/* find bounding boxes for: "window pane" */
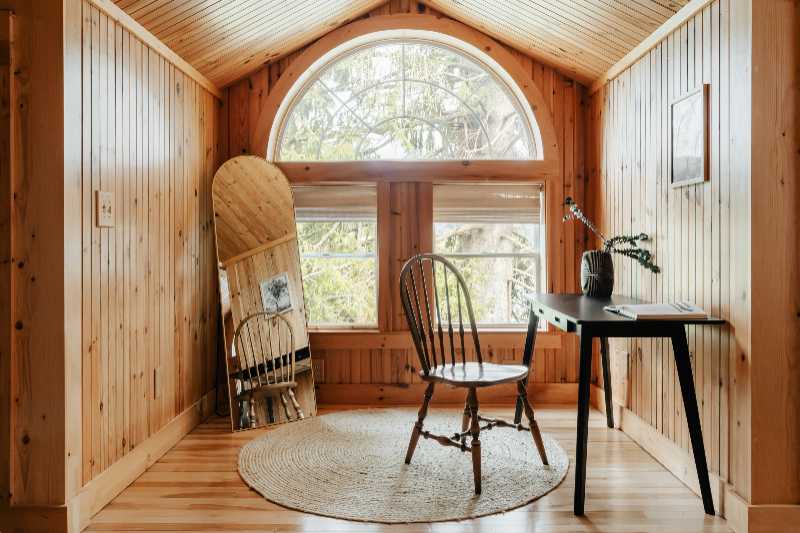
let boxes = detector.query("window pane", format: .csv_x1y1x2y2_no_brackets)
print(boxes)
278,39,539,161
433,183,545,326
441,256,541,325
294,186,378,327
299,256,377,326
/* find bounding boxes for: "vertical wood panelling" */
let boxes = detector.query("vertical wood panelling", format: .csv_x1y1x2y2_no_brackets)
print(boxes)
79,0,219,486
588,0,754,499
217,4,588,392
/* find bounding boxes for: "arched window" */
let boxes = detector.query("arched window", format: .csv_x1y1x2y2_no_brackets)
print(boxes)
275,37,542,161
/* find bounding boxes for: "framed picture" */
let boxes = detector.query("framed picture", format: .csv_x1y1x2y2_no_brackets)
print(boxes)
670,84,709,187
260,272,292,314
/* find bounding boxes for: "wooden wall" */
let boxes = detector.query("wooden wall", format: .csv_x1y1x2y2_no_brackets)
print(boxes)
218,0,589,402
587,0,751,503
77,0,219,486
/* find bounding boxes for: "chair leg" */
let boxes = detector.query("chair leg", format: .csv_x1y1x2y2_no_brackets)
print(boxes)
405,382,435,464
287,388,304,419
460,394,470,445
517,380,548,465
248,399,257,429
279,393,293,421
467,387,482,494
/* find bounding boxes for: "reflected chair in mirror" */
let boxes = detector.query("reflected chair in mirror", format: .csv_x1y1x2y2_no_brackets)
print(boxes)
232,312,305,428
399,253,548,494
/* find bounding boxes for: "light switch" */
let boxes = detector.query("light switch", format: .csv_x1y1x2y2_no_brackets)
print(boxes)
96,190,114,227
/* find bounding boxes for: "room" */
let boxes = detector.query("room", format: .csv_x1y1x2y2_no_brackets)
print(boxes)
0,1,797,532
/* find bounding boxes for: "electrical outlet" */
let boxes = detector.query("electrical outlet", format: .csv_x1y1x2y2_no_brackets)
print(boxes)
96,190,114,227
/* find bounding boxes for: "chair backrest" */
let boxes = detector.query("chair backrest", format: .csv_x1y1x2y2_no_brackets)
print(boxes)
399,253,482,375
233,312,296,392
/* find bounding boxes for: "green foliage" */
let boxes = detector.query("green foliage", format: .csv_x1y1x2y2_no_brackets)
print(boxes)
297,221,377,325
563,197,661,274
280,41,533,161
435,222,543,324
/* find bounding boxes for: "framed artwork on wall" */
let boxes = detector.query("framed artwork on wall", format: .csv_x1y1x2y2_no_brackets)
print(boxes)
670,84,709,187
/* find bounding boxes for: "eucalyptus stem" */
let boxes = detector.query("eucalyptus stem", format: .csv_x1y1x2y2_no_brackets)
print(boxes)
563,197,660,274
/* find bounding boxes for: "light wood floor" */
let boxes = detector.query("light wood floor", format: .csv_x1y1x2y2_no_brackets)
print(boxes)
89,404,731,532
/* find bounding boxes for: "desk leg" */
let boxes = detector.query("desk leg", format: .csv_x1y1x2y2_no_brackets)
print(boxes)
515,309,538,425
600,337,615,428
672,326,715,515
574,329,593,516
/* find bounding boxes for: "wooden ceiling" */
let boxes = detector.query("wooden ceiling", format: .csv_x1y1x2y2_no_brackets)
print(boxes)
114,0,690,88
424,0,691,83
112,0,386,87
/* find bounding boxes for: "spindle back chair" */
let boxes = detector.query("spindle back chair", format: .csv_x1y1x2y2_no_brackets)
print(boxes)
233,311,305,426
399,253,549,494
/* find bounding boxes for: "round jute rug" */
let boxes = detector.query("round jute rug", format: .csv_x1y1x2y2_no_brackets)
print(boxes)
238,408,569,523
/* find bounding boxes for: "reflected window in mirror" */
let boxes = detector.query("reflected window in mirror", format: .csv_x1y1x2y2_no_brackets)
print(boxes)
433,183,546,327
294,184,378,327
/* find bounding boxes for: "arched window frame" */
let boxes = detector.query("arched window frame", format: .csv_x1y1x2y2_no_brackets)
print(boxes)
271,34,544,162
250,15,561,181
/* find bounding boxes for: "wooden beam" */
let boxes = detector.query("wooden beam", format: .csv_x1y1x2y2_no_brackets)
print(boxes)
278,160,558,183
87,0,222,99
0,9,12,512
589,0,715,94
221,233,296,268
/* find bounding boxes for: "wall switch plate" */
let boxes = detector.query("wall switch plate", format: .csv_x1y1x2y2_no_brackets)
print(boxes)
96,190,114,227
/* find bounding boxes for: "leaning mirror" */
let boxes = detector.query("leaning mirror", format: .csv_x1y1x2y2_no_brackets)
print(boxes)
212,156,317,431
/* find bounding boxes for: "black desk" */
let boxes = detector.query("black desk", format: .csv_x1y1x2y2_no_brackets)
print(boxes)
526,293,724,516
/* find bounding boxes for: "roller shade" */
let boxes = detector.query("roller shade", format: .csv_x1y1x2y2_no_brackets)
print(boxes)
433,183,544,224
293,184,377,221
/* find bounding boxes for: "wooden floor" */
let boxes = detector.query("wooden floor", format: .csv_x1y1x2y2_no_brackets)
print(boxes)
89,404,731,532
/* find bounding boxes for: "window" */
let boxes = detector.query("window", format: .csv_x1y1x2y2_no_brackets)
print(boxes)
294,185,377,327
433,183,545,326
277,38,541,161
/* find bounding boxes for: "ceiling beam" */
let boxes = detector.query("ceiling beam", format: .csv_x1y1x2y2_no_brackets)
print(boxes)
589,0,715,94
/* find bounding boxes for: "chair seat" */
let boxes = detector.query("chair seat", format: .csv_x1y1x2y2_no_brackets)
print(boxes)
238,381,298,401
420,362,529,388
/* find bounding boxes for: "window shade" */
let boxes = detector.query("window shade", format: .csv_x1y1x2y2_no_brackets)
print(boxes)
293,185,377,221
433,183,544,224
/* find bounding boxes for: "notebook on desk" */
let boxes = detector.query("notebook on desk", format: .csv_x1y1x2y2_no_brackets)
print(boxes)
603,301,707,320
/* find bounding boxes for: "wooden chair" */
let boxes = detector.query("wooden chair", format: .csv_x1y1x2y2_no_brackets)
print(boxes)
399,253,548,494
233,312,305,427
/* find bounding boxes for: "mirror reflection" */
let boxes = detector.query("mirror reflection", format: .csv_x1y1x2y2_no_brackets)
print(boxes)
212,156,317,431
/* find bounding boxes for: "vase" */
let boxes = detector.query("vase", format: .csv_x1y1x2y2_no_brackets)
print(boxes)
580,250,614,297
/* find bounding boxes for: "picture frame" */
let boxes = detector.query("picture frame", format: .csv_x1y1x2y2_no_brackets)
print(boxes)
260,272,293,314
670,84,709,188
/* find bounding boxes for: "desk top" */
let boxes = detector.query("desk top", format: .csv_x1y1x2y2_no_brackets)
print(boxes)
527,293,725,326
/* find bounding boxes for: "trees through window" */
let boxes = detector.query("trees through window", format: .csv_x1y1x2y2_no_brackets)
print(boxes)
278,39,539,161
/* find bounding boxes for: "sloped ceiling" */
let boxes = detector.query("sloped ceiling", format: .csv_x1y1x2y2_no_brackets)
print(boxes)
115,0,690,88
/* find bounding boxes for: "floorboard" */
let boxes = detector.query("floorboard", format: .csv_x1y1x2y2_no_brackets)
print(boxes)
89,404,730,532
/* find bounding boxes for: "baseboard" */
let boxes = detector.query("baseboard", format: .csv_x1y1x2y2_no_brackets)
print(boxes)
589,385,726,510
71,388,216,531
316,382,579,405
723,487,800,533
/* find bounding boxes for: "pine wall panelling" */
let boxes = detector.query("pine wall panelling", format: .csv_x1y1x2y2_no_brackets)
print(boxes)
218,2,590,403
586,0,771,511
77,0,220,491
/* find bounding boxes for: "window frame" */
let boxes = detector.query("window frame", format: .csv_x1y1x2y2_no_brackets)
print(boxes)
252,16,567,337
432,181,547,329
274,37,540,162
294,184,380,330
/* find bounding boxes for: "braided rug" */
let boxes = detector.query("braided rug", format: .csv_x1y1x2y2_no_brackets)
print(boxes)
238,408,568,523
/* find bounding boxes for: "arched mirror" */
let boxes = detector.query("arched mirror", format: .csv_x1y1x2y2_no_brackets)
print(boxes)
212,156,317,431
